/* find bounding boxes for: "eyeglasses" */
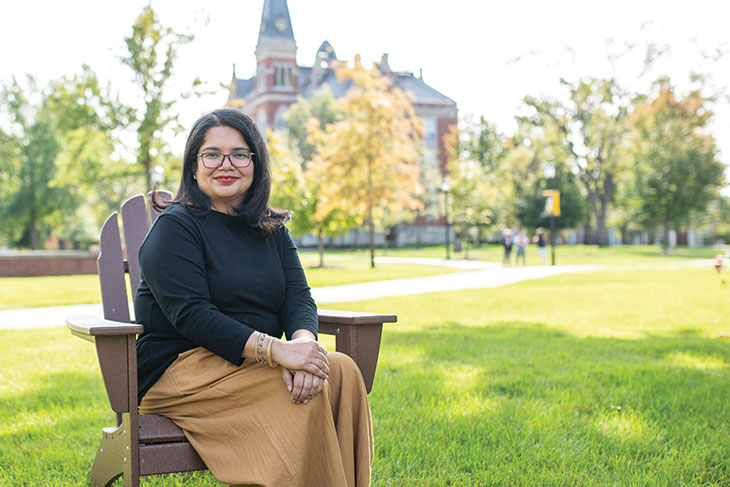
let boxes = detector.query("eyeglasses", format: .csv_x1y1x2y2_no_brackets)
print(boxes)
197,151,255,168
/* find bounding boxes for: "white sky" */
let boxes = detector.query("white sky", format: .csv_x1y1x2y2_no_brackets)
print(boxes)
2,0,729,164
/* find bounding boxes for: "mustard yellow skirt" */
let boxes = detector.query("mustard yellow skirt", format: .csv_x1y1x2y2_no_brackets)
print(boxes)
139,348,373,487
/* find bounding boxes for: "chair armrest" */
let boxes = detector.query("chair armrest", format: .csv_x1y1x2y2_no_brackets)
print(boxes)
66,314,144,343
317,309,397,393
317,309,397,327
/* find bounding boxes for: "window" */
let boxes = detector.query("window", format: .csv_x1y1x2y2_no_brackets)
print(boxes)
273,64,292,87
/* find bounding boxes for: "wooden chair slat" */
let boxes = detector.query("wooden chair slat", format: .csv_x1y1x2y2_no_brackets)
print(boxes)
139,414,188,443
98,212,130,323
121,195,149,303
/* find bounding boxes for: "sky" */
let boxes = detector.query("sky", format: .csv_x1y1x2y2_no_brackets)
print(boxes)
2,0,729,165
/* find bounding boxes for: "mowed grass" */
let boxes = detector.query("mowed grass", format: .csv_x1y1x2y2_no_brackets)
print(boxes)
374,243,720,266
0,275,102,310
1,250,728,485
0,255,459,310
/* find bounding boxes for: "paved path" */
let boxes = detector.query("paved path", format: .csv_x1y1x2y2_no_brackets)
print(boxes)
0,258,600,330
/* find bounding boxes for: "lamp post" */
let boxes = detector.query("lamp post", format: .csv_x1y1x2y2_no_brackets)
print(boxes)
543,162,557,266
441,177,451,260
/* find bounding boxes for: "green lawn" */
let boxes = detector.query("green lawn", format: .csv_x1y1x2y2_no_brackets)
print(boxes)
1,248,728,485
366,243,720,266
0,256,460,310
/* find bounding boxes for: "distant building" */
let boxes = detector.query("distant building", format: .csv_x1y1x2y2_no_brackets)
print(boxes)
227,0,458,173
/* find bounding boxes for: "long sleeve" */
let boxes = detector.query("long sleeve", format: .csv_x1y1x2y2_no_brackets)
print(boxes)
278,226,318,340
138,212,252,365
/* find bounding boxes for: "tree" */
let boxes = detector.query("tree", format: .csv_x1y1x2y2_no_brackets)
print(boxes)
268,129,356,268
272,91,355,268
283,87,344,163
122,5,193,193
506,121,586,233
0,71,122,249
442,125,495,254
523,78,631,246
628,84,725,252
309,56,424,268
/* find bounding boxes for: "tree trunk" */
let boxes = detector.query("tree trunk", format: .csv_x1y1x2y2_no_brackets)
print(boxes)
367,158,375,268
28,212,39,250
144,153,152,194
368,217,375,269
595,195,610,247
662,219,670,254
317,230,325,267
621,225,629,245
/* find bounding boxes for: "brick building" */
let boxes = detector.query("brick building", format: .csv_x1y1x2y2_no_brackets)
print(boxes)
227,0,458,174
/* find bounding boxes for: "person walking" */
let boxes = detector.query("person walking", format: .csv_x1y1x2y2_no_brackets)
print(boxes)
534,227,547,265
515,230,528,265
502,228,514,266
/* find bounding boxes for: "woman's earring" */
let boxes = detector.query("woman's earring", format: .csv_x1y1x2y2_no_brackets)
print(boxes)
193,174,197,180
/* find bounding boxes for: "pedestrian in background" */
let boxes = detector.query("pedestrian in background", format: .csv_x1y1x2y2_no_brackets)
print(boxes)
534,227,547,265
515,230,528,265
502,228,513,266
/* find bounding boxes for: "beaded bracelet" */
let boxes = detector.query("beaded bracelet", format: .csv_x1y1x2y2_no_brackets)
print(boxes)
256,332,267,366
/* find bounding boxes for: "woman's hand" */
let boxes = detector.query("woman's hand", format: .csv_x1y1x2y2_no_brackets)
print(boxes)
271,337,329,380
281,369,326,404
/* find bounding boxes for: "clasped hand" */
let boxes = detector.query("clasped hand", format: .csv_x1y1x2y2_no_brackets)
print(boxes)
271,338,329,404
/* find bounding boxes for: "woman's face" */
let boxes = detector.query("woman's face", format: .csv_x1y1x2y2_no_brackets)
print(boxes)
195,125,255,213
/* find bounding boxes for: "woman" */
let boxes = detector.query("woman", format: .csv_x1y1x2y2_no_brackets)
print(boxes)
134,109,373,486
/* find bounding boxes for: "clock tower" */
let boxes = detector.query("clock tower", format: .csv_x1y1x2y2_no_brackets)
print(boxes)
251,0,298,133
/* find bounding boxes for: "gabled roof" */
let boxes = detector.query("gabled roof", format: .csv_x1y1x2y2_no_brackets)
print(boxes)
232,76,255,100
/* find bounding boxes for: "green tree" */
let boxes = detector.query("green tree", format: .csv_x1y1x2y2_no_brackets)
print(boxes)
524,78,631,246
310,56,424,268
268,129,357,267
122,5,193,193
283,87,344,163
272,92,355,267
628,84,725,252
442,125,495,254
0,72,121,249
505,121,586,233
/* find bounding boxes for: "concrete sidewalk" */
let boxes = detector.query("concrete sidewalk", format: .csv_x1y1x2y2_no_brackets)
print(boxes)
0,259,600,330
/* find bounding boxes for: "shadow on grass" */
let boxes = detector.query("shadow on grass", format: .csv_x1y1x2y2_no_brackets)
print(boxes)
371,323,729,486
0,370,220,486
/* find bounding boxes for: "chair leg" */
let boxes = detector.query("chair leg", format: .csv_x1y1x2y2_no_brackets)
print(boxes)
89,414,138,487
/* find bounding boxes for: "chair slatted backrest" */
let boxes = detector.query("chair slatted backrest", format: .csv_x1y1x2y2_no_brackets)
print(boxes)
97,191,172,323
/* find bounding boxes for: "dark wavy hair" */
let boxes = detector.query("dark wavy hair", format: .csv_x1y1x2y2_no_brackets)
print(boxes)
153,109,290,237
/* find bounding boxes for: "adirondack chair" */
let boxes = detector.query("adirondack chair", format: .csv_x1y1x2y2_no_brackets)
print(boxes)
66,191,397,487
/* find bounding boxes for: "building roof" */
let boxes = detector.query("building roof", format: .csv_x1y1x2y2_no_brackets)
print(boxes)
258,0,295,42
392,72,457,106
232,76,255,99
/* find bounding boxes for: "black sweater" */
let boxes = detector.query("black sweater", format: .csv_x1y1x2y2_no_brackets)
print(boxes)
134,204,318,403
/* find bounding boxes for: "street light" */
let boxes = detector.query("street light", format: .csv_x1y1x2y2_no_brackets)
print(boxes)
441,177,451,260
543,162,557,266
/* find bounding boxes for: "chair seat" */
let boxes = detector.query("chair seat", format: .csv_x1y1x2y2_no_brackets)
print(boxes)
139,414,187,444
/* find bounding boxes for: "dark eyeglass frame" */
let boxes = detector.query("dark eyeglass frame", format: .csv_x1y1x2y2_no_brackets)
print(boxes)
197,151,255,168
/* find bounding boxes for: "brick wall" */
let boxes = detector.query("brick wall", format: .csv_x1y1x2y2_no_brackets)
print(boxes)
0,251,98,277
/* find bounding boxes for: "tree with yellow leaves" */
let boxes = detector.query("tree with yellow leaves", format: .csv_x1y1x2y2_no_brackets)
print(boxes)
268,128,358,268
308,56,424,268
